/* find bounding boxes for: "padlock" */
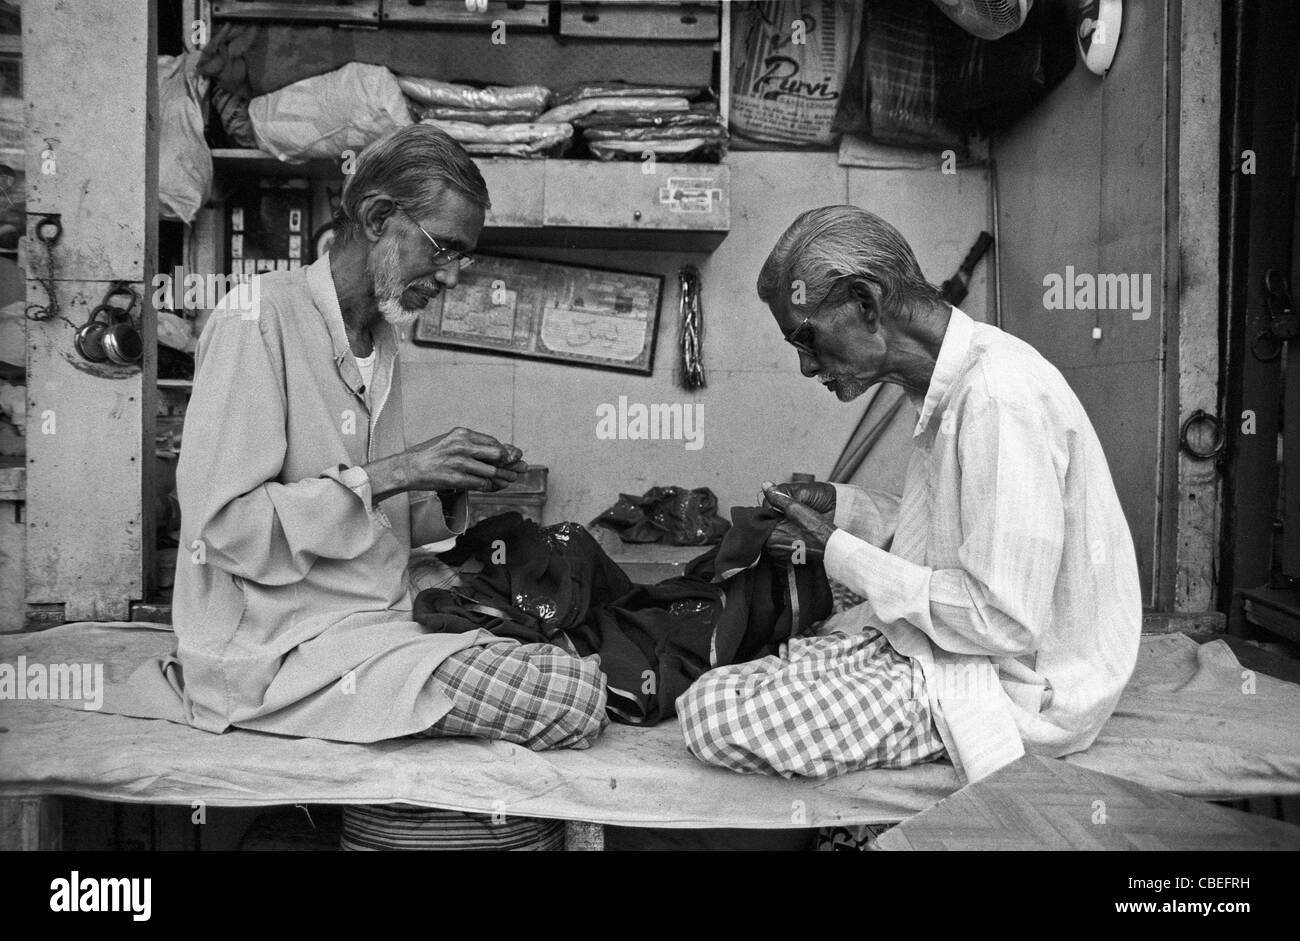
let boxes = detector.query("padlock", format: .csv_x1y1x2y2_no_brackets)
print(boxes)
75,285,142,366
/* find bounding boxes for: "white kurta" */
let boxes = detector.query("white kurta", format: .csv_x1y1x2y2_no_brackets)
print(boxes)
821,307,1142,782
133,255,499,742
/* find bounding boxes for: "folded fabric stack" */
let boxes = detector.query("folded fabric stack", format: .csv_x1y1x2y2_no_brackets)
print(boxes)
542,82,729,163
398,76,573,158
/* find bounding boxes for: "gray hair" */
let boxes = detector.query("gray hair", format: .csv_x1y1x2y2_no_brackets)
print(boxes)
756,205,941,317
336,124,490,236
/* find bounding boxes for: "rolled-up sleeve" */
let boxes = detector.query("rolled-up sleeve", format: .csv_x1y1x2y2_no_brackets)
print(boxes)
825,398,1065,657
177,307,380,586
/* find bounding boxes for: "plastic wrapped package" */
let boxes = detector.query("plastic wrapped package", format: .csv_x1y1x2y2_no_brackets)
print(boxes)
583,123,726,142
552,82,710,106
419,119,573,158
250,62,411,163
397,76,550,113
157,53,212,224
538,96,690,125
729,1,860,147
578,108,721,130
417,106,544,125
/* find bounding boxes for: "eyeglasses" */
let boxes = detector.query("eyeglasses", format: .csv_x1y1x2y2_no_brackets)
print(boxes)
783,277,850,359
393,202,476,270
784,317,818,357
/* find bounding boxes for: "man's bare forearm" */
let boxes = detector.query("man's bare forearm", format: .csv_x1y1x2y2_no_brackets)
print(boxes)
362,452,411,505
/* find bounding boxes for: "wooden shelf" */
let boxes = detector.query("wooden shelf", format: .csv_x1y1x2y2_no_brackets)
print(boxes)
211,148,342,180
212,149,731,251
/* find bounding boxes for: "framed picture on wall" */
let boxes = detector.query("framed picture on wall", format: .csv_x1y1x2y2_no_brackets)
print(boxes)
411,254,663,376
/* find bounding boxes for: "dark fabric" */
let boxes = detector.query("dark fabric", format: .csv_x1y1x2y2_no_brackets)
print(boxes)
832,0,964,150
591,485,730,546
934,0,1076,135
414,510,831,726
833,0,1076,147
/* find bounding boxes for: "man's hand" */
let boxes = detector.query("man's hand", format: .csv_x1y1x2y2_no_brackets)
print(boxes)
760,480,836,516
762,481,837,564
365,427,525,503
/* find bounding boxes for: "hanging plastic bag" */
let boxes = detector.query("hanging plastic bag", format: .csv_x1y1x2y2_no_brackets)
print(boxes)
832,0,963,150
729,1,860,147
158,53,212,224
250,62,411,163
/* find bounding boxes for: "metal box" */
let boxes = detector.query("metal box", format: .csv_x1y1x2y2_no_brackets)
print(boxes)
467,465,548,526
543,160,729,233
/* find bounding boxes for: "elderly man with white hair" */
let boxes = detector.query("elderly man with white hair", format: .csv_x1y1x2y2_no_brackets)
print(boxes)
167,125,608,761
677,205,1142,787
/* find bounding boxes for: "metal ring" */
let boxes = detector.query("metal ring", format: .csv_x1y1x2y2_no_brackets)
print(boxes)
1251,330,1282,362
1180,408,1224,459
35,214,61,245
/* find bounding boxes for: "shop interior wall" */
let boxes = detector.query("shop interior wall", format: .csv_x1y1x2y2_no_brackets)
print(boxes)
991,0,1170,605
396,150,991,526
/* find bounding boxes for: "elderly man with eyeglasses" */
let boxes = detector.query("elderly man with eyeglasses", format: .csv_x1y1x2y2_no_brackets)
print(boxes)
677,206,1142,789
159,125,607,777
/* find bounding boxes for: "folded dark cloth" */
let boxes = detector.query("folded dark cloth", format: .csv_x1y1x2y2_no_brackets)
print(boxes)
592,485,729,546
414,509,831,726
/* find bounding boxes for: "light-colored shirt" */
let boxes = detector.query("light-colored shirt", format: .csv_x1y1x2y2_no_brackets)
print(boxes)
821,307,1142,783
128,254,498,742
356,348,376,407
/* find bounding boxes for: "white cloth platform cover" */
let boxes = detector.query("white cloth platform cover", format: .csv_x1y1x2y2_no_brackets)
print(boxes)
1,624,1298,828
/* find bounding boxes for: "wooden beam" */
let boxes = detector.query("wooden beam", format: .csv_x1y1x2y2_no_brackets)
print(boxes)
1170,0,1223,612
23,0,159,621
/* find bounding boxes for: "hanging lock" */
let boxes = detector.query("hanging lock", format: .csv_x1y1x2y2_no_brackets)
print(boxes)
1248,269,1297,361
74,282,142,366
1264,268,1298,340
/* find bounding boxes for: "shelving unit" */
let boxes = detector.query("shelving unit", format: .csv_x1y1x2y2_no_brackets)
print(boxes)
209,148,731,251
192,2,736,284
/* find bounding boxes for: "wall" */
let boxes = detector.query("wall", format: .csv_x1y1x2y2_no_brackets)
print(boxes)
399,150,990,526
991,1,1170,605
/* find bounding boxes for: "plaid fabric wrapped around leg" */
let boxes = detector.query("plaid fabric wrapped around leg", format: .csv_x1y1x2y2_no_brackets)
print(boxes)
676,630,946,778
423,640,609,750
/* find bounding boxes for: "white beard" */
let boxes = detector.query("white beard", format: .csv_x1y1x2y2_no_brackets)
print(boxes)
369,230,440,330
378,297,423,329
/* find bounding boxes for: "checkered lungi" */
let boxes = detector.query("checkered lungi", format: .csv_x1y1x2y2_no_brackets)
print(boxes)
676,629,946,779
423,640,609,750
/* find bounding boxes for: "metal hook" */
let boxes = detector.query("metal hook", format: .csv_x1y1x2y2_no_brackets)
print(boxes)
1179,408,1225,460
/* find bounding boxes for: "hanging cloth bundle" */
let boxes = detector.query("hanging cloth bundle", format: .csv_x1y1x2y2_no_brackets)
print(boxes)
677,265,706,390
